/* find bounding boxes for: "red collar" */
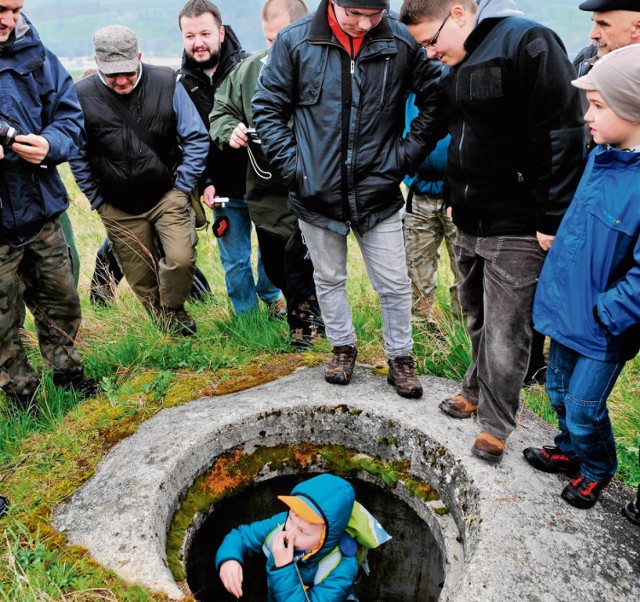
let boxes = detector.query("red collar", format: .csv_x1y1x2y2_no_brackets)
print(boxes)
327,1,363,58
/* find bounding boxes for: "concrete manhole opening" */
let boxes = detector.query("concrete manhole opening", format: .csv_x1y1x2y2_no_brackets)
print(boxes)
169,443,465,601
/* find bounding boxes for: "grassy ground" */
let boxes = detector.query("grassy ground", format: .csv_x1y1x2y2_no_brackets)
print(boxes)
0,165,638,600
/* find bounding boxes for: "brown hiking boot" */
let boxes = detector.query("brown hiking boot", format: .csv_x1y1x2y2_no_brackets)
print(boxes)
164,306,197,337
387,356,423,399
471,432,506,463
439,394,478,419
324,346,357,385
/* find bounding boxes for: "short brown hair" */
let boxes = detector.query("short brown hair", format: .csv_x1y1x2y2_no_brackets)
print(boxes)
261,0,309,24
399,0,476,25
178,0,223,29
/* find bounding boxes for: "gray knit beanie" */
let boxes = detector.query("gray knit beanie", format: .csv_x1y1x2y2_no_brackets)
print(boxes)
572,44,640,122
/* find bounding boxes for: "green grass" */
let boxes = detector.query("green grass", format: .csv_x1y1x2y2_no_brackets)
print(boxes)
0,164,638,599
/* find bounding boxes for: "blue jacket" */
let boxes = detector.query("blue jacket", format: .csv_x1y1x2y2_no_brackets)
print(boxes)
215,474,358,602
0,15,84,244
533,146,640,362
403,92,450,198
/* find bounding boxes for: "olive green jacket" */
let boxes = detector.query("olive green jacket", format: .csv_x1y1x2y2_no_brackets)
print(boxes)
209,49,295,240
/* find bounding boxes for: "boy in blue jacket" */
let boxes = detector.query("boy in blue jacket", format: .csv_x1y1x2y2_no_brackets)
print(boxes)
215,474,390,600
524,44,640,510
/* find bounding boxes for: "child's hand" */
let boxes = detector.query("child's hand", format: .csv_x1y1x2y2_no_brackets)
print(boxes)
272,530,295,567
219,560,244,599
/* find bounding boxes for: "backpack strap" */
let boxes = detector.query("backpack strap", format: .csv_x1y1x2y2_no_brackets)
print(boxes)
314,546,342,585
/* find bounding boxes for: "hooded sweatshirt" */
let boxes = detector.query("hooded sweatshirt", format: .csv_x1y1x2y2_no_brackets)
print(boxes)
215,474,359,602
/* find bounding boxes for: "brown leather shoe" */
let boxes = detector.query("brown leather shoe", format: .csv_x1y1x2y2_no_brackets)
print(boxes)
471,432,506,463
439,394,478,419
324,345,357,385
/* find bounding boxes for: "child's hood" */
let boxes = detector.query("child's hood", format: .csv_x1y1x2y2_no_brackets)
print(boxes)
289,474,355,555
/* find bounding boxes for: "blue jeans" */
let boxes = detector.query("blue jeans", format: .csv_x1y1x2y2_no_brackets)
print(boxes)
299,211,413,359
213,199,281,314
547,340,623,482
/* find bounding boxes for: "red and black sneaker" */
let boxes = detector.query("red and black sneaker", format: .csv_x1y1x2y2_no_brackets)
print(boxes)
561,475,611,509
522,445,580,475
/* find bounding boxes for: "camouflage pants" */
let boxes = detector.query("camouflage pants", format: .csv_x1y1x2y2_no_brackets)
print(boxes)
404,193,461,318
0,217,83,397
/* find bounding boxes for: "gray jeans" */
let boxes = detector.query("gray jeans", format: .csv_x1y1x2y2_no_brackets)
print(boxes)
455,231,545,439
299,212,413,359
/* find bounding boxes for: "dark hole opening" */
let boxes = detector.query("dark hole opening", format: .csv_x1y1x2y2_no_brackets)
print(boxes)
185,474,445,601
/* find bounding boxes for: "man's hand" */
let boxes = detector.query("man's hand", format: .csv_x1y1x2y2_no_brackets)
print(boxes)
219,560,244,599
203,184,216,208
0,146,4,161
229,122,249,149
271,530,295,567
536,231,555,252
12,134,50,165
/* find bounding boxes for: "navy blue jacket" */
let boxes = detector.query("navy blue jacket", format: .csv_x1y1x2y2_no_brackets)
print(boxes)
0,15,83,244
534,147,640,362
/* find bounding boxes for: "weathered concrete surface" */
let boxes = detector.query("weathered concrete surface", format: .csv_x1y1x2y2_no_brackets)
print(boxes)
53,366,640,601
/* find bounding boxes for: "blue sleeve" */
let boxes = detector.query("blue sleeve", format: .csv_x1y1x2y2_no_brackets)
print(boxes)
268,555,359,602
172,82,209,195
252,33,298,186
40,50,84,165
215,513,285,571
597,234,640,336
68,145,105,210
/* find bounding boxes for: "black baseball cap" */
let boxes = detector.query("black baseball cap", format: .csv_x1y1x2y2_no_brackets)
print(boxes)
579,0,640,11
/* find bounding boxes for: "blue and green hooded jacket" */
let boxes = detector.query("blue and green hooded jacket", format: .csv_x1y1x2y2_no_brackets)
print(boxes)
215,474,387,602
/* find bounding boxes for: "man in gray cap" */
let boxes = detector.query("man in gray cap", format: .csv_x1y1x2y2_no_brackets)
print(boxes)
70,25,209,335
575,0,640,75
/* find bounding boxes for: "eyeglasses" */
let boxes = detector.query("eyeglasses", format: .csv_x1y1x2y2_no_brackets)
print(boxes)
334,2,386,25
103,71,137,79
424,12,450,48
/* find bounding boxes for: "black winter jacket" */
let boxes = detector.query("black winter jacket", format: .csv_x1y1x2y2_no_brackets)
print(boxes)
178,26,248,199
443,16,585,237
252,0,443,235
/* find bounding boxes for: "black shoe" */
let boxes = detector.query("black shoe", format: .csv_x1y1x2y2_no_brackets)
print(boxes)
622,486,640,526
561,474,610,509
0,496,8,519
53,373,103,399
5,392,39,416
164,307,197,337
523,445,580,475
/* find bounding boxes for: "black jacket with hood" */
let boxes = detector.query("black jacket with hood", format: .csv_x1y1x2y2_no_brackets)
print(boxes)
252,0,443,235
178,25,248,199
443,0,585,237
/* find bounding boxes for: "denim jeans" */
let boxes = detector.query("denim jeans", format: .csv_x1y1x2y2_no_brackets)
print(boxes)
455,231,546,439
547,340,623,481
299,211,413,358
213,199,281,314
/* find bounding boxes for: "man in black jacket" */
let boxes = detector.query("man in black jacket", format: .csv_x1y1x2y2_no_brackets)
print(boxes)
400,0,585,462
254,0,444,398
178,0,283,316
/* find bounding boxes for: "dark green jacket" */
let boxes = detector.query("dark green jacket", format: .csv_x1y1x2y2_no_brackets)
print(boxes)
210,49,295,240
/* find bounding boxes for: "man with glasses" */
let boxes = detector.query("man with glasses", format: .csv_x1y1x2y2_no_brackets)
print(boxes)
253,1,443,398
70,25,209,336
1,0,102,413
399,0,584,462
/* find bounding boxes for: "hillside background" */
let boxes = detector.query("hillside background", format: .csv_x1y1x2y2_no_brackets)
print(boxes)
26,0,591,64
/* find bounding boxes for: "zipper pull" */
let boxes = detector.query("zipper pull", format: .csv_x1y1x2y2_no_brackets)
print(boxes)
350,60,355,75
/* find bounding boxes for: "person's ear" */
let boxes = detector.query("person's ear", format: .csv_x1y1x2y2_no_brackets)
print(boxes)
451,4,471,27
631,18,640,41
219,25,226,44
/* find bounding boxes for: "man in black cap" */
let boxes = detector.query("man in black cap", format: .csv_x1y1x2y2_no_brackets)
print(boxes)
575,0,640,75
